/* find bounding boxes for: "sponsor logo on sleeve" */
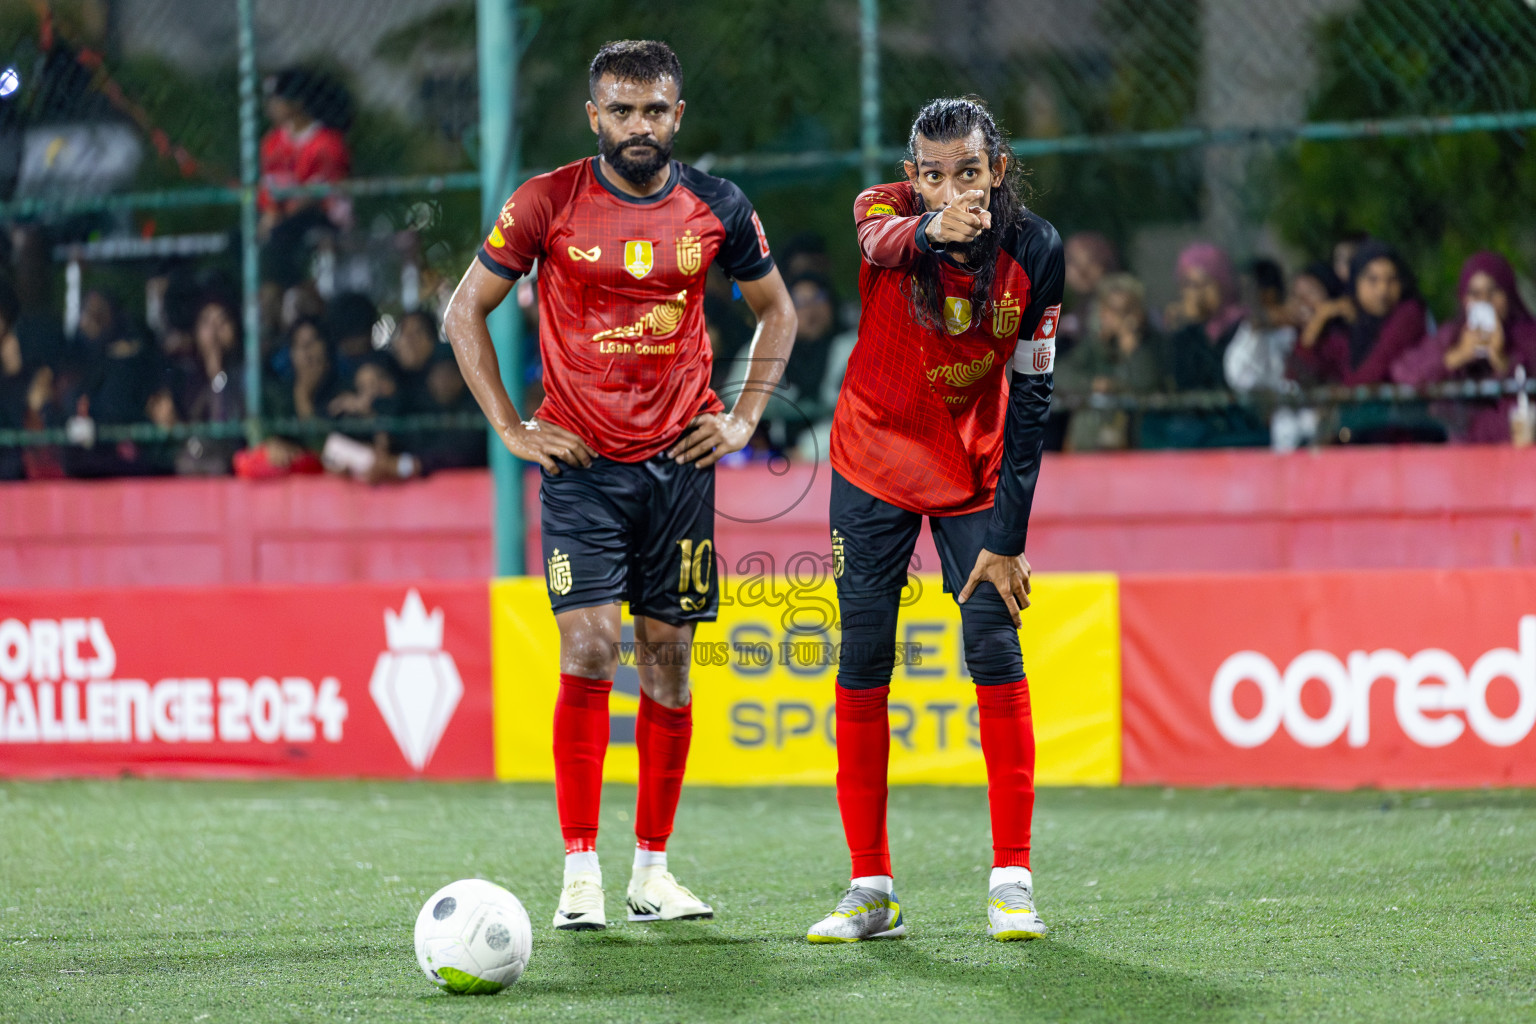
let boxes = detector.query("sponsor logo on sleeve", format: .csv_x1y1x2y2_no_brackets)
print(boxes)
1033,304,1060,341
750,211,770,259
866,203,897,218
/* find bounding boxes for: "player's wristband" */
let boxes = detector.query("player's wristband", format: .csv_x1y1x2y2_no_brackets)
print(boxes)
914,212,945,253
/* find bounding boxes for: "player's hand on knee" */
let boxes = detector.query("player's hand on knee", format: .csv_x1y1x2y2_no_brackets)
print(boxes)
926,189,990,248
501,419,594,474
668,412,751,468
958,548,1032,627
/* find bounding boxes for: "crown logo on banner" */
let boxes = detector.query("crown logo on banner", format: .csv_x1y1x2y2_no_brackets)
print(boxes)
384,588,445,651
371,589,461,771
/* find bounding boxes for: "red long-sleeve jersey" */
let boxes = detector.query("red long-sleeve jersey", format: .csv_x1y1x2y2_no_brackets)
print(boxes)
830,181,1062,554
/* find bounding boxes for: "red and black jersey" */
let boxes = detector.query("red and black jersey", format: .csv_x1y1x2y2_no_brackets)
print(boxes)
477,157,775,462
258,123,351,221
831,181,1062,555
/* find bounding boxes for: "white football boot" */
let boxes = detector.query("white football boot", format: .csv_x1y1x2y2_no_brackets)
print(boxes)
806,884,906,943
626,867,714,921
987,881,1047,940
552,872,606,931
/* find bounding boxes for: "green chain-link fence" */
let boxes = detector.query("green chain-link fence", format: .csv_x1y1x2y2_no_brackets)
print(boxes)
3,0,1535,466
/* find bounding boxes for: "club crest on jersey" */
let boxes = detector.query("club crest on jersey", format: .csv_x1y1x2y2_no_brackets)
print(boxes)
993,291,1021,337
624,241,654,280
568,244,602,262
943,297,973,335
676,230,702,276
547,549,572,596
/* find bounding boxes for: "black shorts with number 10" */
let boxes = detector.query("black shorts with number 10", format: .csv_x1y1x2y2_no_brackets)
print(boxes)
539,455,718,624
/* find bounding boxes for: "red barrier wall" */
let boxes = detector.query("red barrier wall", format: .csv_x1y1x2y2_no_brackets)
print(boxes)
2,446,1533,588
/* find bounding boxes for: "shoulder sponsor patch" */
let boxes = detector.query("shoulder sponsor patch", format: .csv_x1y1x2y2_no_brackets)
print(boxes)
866,203,897,217
750,211,770,259
1033,303,1061,341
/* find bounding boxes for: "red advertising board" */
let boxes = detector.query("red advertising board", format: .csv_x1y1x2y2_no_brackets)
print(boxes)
0,583,492,778
1121,570,1536,788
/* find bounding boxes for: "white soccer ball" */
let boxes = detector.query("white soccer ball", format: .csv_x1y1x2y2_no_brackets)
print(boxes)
414,878,532,994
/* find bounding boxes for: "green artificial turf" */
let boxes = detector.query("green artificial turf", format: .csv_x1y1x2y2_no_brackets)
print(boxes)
2,781,1533,1022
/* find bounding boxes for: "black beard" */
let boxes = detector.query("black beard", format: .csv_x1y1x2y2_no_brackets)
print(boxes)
599,133,672,185
952,226,998,268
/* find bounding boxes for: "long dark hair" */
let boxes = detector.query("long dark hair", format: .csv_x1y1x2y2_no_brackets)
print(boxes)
906,96,1030,333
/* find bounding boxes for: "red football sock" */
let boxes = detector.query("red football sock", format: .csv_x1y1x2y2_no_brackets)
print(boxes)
553,673,612,854
835,683,892,878
976,677,1036,869
634,690,693,852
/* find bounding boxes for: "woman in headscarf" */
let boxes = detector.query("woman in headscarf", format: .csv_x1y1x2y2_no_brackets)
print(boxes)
1139,244,1267,448
1290,241,1426,386
1162,242,1247,391
1391,251,1536,443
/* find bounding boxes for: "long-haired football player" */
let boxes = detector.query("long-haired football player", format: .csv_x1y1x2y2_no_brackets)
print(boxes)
807,96,1061,943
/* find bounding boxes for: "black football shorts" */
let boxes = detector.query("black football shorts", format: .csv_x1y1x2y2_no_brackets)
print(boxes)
538,454,718,624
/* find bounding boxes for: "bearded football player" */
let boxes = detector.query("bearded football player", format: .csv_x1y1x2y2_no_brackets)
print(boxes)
444,40,796,932
806,97,1062,943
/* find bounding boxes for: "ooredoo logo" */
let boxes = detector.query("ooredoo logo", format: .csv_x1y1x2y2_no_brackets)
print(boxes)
1211,616,1536,750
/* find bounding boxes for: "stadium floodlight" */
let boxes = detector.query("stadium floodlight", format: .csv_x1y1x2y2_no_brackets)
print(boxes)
0,67,19,99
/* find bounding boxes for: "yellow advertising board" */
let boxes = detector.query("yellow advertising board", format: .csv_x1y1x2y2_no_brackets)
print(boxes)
492,573,1120,786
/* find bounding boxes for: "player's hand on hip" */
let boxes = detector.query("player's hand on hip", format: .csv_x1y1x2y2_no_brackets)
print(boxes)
926,189,992,248
957,548,1032,627
668,412,752,468
500,418,594,474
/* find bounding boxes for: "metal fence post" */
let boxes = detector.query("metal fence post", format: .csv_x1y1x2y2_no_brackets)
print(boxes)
477,0,524,576
859,0,881,187
236,0,261,445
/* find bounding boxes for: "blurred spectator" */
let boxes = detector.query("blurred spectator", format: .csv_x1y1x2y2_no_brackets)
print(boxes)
234,318,337,479
1059,231,1120,348
763,273,853,452
1223,258,1297,393
0,276,38,480
1331,231,1370,288
1392,251,1536,443
329,353,401,419
777,232,833,280
258,67,353,290
390,310,442,411
1161,243,1246,390
324,291,379,377
1056,273,1164,451
1289,261,1350,352
167,297,246,475
1291,241,1426,386
265,317,339,422
378,352,489,481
